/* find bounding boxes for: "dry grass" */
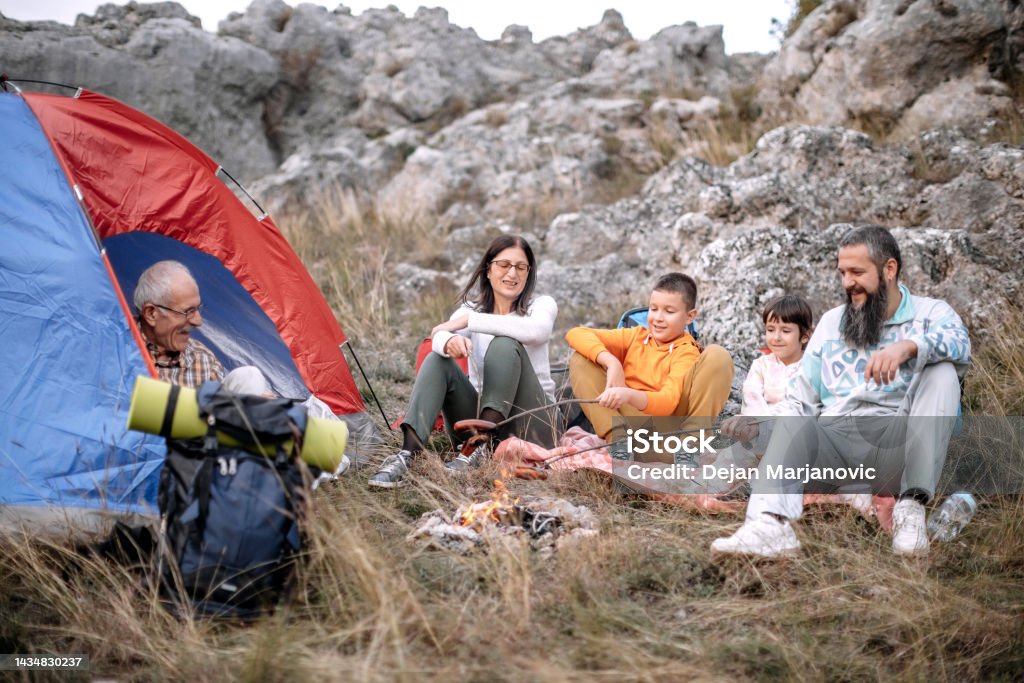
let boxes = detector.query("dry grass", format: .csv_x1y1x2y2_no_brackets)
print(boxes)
3,195,1024,681
965,306,1024,416
684,118,762,168
647,91,766,169
277,186,444,348
985,78,1024,147
3,465,1022,681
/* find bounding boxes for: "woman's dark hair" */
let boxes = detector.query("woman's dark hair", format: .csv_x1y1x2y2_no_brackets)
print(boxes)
762,294,814,346
458,235,537,315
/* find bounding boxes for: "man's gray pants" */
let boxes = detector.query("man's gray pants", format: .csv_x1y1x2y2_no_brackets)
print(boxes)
746,362,961,522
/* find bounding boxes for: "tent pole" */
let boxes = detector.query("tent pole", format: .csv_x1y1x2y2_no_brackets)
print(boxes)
341,341,392,430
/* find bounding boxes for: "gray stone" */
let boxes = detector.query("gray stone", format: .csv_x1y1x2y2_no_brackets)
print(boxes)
0,5,279,174
3,0,1020,376
759,0,1021,138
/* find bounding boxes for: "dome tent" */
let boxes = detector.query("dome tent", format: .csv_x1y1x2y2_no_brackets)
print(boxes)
0,84,378,534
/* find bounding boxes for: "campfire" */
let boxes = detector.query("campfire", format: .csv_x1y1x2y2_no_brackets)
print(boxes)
458,477,518,530
408,474,598,554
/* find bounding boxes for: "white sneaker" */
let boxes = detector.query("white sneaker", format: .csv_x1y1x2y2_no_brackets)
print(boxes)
711,513,801,558
892,498,929,556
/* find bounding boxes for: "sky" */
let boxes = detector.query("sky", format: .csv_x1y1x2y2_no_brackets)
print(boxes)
1,0,793,54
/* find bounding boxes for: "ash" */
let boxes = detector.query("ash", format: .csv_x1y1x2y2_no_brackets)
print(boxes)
407,495,599,555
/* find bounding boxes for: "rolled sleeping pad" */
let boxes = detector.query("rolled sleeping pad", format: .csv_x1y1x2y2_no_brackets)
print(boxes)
127,375,346,471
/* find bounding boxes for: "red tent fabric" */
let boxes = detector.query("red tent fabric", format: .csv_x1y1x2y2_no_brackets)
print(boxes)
26,90,364,415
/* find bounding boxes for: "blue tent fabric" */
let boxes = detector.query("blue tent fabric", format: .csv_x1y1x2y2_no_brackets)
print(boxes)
105,232,310,400
0,93,164,522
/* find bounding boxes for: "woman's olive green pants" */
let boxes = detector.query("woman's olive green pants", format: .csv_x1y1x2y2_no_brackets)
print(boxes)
401,336,557,448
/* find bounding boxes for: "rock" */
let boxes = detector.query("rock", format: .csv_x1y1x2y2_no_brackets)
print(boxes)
2,0,1020,371
75,1,201,44
759,0,1021,138
0,5,279,175
534,125,1022,362
537,9,633,75
407,510,483,554
651,96,722,123
581,21,731,98
392,263,458,314
407,497,598,555
896,68,1016,136
500,24,533,46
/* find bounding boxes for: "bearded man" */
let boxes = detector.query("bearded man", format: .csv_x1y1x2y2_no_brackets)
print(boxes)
134,260,224,388
712,225,971,558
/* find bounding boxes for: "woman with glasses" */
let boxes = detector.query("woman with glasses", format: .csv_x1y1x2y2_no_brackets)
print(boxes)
369,235,558,488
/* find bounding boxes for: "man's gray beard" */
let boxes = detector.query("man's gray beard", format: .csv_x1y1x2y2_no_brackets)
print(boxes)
841,284,889,348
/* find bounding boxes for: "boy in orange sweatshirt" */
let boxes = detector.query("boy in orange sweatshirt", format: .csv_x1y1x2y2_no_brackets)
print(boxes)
566,272,733,460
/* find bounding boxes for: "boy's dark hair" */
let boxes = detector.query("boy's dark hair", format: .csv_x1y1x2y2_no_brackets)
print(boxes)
653,272,697,310
762,294,814,340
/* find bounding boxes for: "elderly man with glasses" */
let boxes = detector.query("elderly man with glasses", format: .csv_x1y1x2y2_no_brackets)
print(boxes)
133,260,224,388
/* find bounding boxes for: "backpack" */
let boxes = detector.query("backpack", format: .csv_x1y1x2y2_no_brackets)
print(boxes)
156,381,310,619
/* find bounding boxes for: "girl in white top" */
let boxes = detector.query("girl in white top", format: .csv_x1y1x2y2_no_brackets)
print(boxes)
742,295,813,416
369,235,558,488
718,294,813,464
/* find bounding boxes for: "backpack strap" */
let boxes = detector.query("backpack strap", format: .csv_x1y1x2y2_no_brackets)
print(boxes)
159,384,181,439
191,455,216,542
191,415,222,540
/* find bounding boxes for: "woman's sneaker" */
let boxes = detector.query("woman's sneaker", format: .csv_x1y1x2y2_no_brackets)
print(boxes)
368,450,413,488
445,443,491,474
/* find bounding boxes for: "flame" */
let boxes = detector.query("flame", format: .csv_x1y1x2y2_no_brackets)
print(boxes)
459,472,519,528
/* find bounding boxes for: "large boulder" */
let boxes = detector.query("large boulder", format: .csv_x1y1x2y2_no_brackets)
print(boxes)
241,6,738,211
581,20,732,99
529,125,1021,356
0,4,279,175
758,0,1022,137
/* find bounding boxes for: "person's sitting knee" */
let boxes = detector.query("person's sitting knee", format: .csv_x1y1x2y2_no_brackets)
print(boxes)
484,335,524,359
700,344,734,374
421,349,457,371
918,361,960,392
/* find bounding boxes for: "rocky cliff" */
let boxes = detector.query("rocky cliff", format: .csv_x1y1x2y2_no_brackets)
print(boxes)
1,0,1021,364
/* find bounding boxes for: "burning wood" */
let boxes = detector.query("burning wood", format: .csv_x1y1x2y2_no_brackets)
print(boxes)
407,487,599,555
458,478,519,531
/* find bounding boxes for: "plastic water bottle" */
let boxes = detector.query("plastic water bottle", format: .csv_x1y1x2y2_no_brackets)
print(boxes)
927,491,977,542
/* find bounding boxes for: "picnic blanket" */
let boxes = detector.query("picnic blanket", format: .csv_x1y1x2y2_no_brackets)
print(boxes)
494,428,895,529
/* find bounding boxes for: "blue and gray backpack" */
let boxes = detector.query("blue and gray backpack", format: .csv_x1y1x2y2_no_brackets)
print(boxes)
157,382,310,619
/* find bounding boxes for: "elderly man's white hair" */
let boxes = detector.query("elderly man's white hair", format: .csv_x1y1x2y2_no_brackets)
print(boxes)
133,260,198,313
